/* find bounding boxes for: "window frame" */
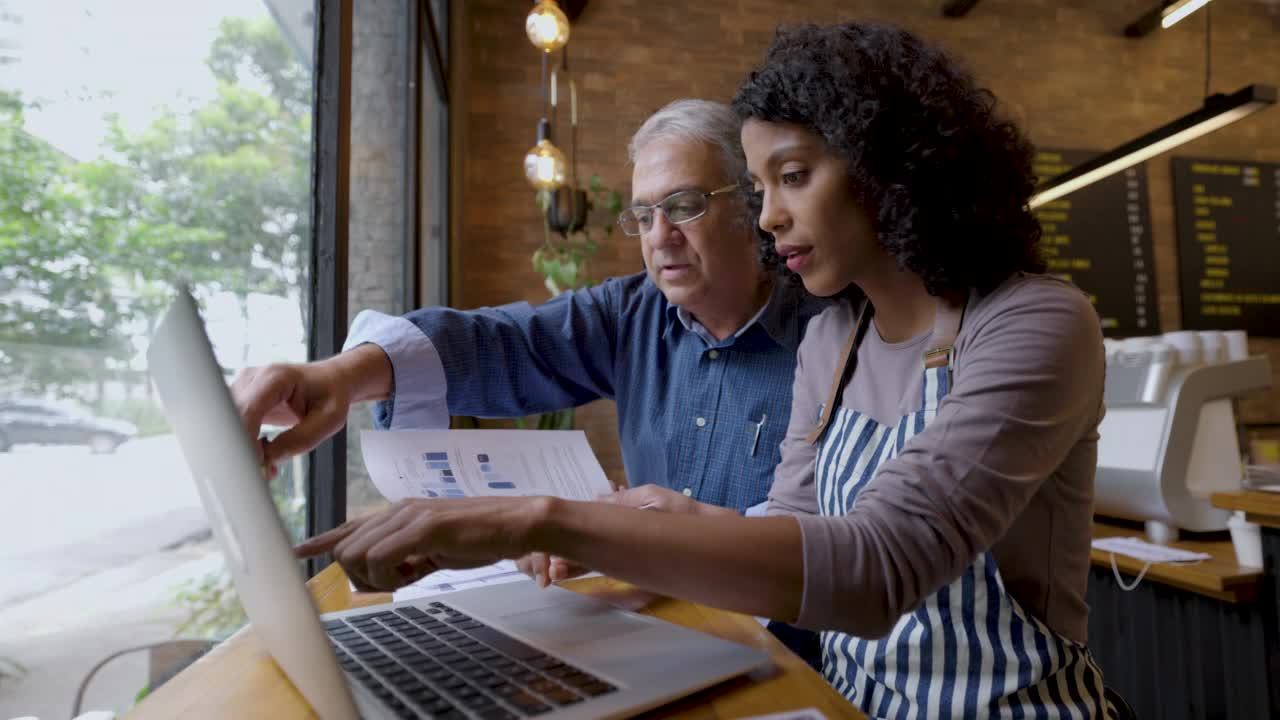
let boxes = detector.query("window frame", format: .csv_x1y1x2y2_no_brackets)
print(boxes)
305,0,352,577
305,0,449,575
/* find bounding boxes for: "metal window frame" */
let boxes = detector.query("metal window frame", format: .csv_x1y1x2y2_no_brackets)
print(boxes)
306,0,352,577
422,0,451,310
406,0,450,312
305,0,448,576
404,2,421,312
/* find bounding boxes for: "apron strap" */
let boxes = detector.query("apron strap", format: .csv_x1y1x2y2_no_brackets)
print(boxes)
806,295,968,445
923,297,966,369
805,300,871,445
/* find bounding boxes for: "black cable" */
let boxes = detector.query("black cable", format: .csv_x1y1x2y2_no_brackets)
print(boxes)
1204,3,1212,97
564,48,577,184
540,51,548,119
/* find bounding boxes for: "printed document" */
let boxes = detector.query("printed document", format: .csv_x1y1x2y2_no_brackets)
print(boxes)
357,429,614,601
361,429,613,503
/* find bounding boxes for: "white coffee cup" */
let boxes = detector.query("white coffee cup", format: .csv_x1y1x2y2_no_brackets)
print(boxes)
1224,330,1249,362
1162,331,1202,366
1228,511,1263,568
1197,331,1225,364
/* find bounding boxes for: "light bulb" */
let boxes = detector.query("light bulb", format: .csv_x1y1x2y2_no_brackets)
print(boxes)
525,0,570,52
524,139,567,190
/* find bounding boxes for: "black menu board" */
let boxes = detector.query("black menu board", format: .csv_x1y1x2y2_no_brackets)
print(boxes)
1173,157,1280,335
1032,149,1158,336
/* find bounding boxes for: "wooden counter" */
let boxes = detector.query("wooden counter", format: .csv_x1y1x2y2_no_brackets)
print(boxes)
1212,489,1280,529
1090,520,1261,603
127,563,862,719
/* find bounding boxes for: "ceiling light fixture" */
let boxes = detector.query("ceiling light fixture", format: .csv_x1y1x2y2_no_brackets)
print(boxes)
524,118,567,190
1029,84,1276,209
1125,0,1215,37
1162,0,1213,29
526,0,570,53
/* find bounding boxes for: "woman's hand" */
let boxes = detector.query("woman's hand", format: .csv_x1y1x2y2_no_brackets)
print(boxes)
516,552,588,588
295,496,553,592
598,485,738,516
514,486,736,588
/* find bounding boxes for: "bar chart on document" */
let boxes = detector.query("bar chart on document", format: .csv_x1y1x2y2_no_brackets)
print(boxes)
419,450,526,495
360,429,614,504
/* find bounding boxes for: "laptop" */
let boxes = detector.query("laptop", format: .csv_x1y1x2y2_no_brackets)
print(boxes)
147,288,768,720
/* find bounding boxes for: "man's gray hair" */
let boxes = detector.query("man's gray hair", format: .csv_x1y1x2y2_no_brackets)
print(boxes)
627,99,746,187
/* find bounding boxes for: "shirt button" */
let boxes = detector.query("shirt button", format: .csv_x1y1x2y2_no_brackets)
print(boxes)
708,349,720,360
682,488,693,497
695,417,707,428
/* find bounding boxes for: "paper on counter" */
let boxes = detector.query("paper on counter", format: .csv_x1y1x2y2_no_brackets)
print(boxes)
1091,536,1211,564
391,561,607,603
739,709,827,720
392,560,531,602
360,429,613,503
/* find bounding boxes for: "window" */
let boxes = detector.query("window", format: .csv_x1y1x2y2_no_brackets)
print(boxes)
0,0,315,715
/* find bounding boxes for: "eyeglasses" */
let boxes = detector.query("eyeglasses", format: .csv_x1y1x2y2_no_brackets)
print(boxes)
616,184,739,236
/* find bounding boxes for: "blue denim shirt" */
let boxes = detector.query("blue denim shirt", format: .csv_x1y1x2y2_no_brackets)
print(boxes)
344,272,824,513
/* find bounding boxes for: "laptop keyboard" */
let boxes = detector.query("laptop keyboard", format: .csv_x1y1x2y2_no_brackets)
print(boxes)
324,601,618,719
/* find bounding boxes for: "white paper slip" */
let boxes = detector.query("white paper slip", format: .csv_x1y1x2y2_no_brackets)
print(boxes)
740,708,827,720
1091,536,1212,564
392,560,532,602
390,561,607,602
361,429,613,503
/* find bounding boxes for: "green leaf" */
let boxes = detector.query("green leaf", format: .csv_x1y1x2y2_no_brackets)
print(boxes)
556,257,578,289
589,174,602,192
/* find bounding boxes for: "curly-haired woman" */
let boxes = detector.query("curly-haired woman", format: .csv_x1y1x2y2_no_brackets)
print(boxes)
733,23,1113,717
292,22,1117,718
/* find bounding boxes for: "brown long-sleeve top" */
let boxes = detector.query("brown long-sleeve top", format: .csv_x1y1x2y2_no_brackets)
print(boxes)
766,273,1105,643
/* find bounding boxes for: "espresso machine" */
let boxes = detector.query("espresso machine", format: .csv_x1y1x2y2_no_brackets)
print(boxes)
1093,330,1271,541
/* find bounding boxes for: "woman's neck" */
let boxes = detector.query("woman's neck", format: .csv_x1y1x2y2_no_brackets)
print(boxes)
859,269,936,344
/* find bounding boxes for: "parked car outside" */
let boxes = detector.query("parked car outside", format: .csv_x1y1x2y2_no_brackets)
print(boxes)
0,398,139,453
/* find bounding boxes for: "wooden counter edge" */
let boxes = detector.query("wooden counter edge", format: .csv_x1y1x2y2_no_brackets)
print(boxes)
1090,520,1261,603
1212,490,1280,530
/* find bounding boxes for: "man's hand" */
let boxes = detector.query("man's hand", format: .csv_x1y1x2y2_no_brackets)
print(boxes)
230,344,392,475
598,485,738,516
296,496,553,592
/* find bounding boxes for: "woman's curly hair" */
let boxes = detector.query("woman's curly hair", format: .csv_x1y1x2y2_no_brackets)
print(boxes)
732,23,1044,298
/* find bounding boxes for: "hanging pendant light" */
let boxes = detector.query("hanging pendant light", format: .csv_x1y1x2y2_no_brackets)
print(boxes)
526,0,570,52
524,117,567,190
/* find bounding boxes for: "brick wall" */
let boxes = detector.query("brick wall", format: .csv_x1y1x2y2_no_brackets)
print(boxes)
450,0,1280,485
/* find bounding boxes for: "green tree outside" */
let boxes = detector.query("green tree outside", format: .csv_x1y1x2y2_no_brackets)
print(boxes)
0,16,310,403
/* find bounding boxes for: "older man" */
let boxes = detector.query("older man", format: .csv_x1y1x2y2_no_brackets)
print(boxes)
235,99,824,517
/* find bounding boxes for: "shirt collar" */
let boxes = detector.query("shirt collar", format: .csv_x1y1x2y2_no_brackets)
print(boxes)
661,275,803,350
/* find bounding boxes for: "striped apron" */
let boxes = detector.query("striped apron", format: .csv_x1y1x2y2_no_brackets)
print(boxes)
810,300,1111,719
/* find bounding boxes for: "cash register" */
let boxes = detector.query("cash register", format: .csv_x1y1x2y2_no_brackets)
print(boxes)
1094,329,1271,542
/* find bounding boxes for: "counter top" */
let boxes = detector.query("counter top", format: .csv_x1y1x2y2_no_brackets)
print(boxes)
1211,489,1280,530
1090,520,1261,603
